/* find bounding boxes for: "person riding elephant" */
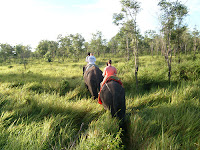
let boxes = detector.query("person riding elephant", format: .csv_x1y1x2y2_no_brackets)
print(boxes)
83,53,103,99
99,80,126,121
101,59,117,86
83,52,96,75
87,53,96,65
98,60,125,121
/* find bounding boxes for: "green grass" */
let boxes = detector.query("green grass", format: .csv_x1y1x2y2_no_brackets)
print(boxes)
0,54,200,149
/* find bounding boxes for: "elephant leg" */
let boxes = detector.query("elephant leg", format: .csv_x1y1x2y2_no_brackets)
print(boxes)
101,88,113,112
88,81,98,99
83,66,85,75
110,105,116,117
114,91,125,121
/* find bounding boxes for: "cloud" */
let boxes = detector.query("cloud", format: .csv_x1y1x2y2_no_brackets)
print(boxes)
137,0,160,34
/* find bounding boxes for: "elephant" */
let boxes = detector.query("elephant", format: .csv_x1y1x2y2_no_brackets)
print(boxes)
99,80,126,121
83,65,104,99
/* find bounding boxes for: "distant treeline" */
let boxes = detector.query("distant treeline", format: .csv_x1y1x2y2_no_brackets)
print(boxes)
0,28,199,63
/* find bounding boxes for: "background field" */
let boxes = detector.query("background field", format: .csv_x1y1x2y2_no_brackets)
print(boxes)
0,55,200,149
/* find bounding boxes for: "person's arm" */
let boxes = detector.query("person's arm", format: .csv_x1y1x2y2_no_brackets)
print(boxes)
102,68,106,77
86,56,89,62
114,67,117,75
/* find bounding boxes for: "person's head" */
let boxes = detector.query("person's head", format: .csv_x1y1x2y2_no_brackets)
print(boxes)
87,52,90,56
90,53,94,56
108,60,112,65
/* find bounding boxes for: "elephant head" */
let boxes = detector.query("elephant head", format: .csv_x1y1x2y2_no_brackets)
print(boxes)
83,65,103,99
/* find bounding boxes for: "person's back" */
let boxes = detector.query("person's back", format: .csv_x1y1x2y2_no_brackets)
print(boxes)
102,60,117,84
88,53,96,65
103,65,117,78
99,59,118,103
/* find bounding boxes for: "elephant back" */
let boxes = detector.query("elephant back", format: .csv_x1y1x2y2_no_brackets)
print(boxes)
84,65,103,80
100,80,126,121
83,65,103,99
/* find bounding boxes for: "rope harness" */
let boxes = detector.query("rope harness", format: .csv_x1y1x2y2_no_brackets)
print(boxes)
105,83,111,93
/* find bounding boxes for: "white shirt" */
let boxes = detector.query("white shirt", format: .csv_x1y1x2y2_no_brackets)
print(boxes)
85,56,89,63
88,55,96,64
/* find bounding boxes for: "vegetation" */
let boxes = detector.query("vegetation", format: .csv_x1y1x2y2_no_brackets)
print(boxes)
0,54,200,149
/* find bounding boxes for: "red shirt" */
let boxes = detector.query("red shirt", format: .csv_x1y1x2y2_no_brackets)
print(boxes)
103,65,117,78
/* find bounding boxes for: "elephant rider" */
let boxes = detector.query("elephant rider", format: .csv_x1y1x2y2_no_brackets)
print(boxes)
84,53,96,73
87,53,96,65
101,59,117,86
98,60,117,104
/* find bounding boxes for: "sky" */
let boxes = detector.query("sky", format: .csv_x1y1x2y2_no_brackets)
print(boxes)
0,0,200,51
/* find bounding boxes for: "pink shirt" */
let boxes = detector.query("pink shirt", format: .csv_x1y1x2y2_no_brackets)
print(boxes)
103,65,117,78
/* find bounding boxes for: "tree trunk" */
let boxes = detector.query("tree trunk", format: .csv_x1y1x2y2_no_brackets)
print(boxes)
126,37,130,61
193,37,197,58
167,31,172,85
151,41,154,57
133,38,139,91
185,44,187,55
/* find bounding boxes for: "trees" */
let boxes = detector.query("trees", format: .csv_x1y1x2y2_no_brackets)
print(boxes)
0,43,14,62
15,44,32,69
173,1,188,61
158,0,175,84
113,0,141,90
145,30,157,56
192,26,200,59
71,33,85,60
36,40,58,62
89,31,106,57
57,33,85,61
57,34,72,61
158,0,188,84
36,40,49,57
48,41,58,61
108,36,119,55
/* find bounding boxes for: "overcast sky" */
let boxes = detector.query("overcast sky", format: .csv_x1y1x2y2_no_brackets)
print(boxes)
0,0,199,51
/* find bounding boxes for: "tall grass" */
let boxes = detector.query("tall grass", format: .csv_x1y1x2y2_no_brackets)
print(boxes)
0,55,200,149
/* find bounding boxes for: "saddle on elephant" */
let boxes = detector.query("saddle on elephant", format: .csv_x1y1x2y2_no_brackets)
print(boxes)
98,76,123,104
84,64,98,73
83,64,98,76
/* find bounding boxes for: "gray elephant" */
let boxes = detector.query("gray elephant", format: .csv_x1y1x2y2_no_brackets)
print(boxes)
83,65,103,99
99,80,126,121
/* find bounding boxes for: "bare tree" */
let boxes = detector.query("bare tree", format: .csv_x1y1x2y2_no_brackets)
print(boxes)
158,0,187,84
113,0,141,90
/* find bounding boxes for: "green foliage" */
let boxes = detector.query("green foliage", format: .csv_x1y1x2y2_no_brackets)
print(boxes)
77,112,124,150
127,101,200,149
44,51,52,62
0,55,200,149
59,79,69,96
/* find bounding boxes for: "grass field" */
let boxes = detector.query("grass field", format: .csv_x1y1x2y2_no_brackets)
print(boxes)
0,55,200,149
